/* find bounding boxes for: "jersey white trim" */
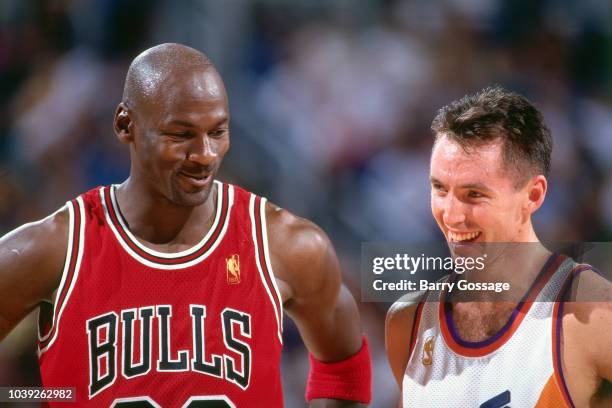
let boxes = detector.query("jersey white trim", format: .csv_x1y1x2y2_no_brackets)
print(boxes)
182,396,236,408
155,305,190,372
38,196,86,356
100,182,234,270
249,194,283,344
189,304,223,379
37,203,74,344
109,181,222,258
87,311,119,399
259,197,284,335
221,307,253,391
111,396,161,407
120,306,154,380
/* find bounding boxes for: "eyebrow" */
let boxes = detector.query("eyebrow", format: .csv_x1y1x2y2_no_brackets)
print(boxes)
430,176,442,185
429,177,493,192
460,182,493,192
167,119,197,128
166,117,229,129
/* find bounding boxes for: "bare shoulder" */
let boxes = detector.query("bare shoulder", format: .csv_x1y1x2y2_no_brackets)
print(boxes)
387,294,422,325
0,205,70,337
386,293,424,345
0,205,70,276
264,200,340,302
265,200,333,263
567,267,612,302
563,268,612,319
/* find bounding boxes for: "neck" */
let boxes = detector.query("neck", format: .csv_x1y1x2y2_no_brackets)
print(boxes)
447,226,552,340
456,226,551,302
466,242,550,281
114,176,216,245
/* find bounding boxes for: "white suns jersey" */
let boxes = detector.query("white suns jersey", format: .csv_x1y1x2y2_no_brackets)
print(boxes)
403,254,586,408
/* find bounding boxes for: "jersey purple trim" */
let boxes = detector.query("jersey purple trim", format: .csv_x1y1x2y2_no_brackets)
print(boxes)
443,253,559,349
554,264,593,408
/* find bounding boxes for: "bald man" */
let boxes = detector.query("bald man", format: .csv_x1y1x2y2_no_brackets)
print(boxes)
0,44,371,407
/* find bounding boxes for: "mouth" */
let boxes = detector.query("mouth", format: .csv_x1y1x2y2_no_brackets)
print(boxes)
178,171,212,188
447,231,481,243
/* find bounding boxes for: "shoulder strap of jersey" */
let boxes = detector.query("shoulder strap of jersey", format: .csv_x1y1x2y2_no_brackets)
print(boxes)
38,196,86,356
551,260,596,408
249,194,283,344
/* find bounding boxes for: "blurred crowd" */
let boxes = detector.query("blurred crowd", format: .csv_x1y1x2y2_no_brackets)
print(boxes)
1,0,611,406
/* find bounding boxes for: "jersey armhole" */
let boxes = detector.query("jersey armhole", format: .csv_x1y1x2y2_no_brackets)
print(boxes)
407,300,425,363
38,197,86,356
249,194,284,344
551,263,591,408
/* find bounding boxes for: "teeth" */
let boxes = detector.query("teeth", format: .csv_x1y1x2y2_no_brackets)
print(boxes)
183,173,205,180
449,231,480,242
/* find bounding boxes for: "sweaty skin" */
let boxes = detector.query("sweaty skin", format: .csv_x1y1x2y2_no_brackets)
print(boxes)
0,43,366,407
386,136,612,407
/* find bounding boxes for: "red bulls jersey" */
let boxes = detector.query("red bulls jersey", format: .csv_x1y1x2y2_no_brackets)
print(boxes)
38,181,284,407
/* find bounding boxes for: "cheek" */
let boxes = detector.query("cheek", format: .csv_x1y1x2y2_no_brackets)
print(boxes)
215,138,230,158
153,140,185,167
473,201,521,232
471,204,497,228
430,195,444,224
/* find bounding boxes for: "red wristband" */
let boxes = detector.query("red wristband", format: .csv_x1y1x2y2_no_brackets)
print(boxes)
305,335,372,404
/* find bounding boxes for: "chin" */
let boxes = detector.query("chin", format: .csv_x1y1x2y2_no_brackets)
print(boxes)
169,185,212,207
176,193,208,207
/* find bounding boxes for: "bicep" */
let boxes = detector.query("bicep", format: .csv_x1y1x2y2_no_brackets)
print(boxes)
385,301,418,387
571,272,612,381
0,231,42,322
593,304,612,382
0,213,67,340
283,238,362,360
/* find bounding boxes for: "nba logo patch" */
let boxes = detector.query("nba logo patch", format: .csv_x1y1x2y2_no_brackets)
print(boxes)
422,335,435,366
226,254,241,284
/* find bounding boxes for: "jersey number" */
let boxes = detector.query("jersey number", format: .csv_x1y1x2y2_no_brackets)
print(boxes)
112,396,235,408
479,390,510,408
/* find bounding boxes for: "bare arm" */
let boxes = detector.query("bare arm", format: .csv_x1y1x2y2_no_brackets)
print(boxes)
385,298,419,388
266,203,365,407
562,270,612,406
0,207,69,341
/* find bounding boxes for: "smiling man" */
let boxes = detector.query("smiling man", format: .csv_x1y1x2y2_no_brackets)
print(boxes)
386,86,612,407
0,43,371,407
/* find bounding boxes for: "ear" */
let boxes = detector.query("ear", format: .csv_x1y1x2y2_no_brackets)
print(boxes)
524,175,547,215
114,103,134,144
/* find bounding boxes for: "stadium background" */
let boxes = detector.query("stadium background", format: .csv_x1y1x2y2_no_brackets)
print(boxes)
0,0,611,406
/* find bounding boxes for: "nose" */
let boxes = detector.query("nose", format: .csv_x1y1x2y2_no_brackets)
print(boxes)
187,134,217,166
442,195,466,227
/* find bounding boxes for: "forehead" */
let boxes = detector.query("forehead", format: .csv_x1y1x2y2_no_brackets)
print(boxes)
430,136,510,186
148,69,228,123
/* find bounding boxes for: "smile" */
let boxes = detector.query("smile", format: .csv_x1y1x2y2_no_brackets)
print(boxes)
179,171,211,188
448,231,481,242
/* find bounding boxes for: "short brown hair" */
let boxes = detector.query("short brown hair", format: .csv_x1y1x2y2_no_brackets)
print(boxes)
431,86,552,186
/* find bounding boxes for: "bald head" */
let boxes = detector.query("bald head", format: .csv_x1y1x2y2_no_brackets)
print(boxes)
114,44,230,207
122,43,218,110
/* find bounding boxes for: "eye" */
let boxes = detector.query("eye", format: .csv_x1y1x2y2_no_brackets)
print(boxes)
431,183,447,196
208,128,228,138
468,190,484,198
163,131,193,139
